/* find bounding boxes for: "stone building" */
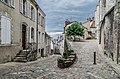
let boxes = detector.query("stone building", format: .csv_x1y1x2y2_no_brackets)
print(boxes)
82,17,96,39
96,0,120,63
37,8,46,58
95,4,100,40
0,0,47,63
45,32,51,57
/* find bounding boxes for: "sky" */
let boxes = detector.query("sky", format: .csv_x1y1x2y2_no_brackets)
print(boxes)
36,0,98,39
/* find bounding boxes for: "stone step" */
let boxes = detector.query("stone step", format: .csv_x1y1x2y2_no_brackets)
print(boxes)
14,56,27,62
16,54,26,57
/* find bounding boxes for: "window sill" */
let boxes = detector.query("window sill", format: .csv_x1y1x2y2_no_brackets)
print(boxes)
0,44,19,47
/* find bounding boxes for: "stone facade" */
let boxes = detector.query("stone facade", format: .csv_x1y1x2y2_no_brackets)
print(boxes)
96,0,120,62
0,0,47,63
45,32,51,57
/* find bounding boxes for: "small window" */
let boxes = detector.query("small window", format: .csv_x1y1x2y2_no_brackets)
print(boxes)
39,32,40,43
41,17,44,26
23,0,27,15
38,13,41,25
31,6,35,21
42,33,44,42
31,27,34,39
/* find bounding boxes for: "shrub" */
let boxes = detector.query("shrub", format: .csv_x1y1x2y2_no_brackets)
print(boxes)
63,52,69,59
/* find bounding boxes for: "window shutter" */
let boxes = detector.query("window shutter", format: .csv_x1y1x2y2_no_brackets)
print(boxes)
29,27,31,43
27,1,29,17
27,27,29,43
33,9,35,21
11,0,15,7
1,16,6,44
1,16,11,44
19,0,23,13
25,1,27,15
5,17,11,44
29,4,31,18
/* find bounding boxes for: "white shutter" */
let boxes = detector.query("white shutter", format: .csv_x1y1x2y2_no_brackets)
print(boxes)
29,27,31,43
27,27,29,43
11,0,15,7
27,1,29,17
1,16,11,44
34,28,36,42
6,17,11,44
33,8,35,21
1,16,6,44
25,1,27,15
29,4,31,18
19,0,23,13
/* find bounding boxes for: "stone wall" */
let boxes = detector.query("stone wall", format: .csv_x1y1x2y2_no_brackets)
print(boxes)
99,0,120,62
0,45,20,63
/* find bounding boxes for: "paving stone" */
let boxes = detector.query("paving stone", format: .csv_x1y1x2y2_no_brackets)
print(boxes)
0,40,120,79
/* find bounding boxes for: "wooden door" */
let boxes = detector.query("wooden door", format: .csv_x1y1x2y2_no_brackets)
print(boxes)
22,25,26,49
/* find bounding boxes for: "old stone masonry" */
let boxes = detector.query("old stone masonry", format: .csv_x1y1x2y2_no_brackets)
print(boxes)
0,40,120,79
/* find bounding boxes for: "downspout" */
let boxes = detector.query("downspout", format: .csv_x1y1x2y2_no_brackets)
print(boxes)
117,0,120,64
117,26,119,64
99,0,101,44
36,5,38,59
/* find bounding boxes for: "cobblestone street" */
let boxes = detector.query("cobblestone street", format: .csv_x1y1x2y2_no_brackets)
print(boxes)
0,40,120,79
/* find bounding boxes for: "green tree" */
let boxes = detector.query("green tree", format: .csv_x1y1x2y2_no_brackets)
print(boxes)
66,22,84,40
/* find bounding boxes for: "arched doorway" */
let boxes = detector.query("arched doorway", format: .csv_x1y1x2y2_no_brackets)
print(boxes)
22,24,26,49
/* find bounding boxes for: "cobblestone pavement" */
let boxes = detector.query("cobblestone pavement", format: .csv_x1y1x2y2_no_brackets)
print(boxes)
0,40,120,79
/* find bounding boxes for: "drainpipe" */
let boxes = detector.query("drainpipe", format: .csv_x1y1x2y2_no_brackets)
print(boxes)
36,5,38,60
117,28,119,64
117,0,120,64
99,0,101,44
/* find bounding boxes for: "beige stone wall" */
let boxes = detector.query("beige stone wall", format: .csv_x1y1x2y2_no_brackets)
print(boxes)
37,8,46,58
0,0,46,63
0,45,20,63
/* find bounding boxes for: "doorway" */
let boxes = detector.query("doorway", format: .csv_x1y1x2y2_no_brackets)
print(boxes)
22,24,26,49
41,49,44,57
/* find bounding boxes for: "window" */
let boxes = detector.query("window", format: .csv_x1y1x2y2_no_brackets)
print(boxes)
31,27,34,40
0,16,11,44
23,0,26,15
39,32,40,43
42,33,44,43
41,17,45,26
11,0,15,7
38,13,41,25
31,6,35,21
20,0,26,15
1,0,15,7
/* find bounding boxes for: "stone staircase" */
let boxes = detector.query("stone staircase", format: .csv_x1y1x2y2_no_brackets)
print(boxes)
14,50,31,62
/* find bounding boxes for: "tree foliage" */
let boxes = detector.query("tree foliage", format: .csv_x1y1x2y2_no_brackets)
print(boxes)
66,22,84,38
